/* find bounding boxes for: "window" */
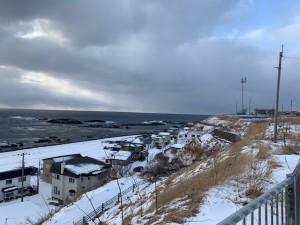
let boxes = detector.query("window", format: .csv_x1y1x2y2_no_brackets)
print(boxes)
53,186,60,195
54,174,60,180
69,190,76,197
6,179,12,185
69,178,75,183
4,192,14,201
18,177,27,182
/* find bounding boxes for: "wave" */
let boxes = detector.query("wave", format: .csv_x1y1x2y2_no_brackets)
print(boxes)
105,121,116,124
141,120,166,125
10,116,37,121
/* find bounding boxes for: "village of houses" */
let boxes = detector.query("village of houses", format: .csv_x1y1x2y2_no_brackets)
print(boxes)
0,123,206,206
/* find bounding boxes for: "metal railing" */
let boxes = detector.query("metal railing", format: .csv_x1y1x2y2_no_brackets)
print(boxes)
74,180,147,225
217,160,300,225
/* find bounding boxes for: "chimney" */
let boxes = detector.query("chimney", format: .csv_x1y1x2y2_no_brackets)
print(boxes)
61,161,66,174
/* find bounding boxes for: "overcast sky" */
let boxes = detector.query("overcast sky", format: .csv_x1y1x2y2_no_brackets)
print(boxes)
0,0,300,115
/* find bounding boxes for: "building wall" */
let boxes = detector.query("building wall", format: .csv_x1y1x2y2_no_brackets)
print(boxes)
62,175,79,202
51,173,64,201
51,171,110,202
42,159,53,184
0,175,31,202
177,131,202,144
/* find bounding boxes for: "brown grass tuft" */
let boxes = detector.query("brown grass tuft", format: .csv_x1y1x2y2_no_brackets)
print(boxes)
256,143,271,160
280,116,300,124
279,145,300,155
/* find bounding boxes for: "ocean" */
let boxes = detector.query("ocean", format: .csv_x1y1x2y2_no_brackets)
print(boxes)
0,108,209,151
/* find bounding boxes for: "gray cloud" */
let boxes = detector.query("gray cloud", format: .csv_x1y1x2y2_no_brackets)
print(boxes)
0,0,299,114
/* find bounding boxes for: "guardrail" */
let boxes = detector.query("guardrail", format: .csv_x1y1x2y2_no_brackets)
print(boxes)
74,180,147,225
217,160,300,225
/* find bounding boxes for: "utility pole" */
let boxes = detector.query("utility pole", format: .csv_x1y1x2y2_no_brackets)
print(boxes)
241,77,247,114
17,152,30,202
274,45,283,143
37,160,40,194
291,100,293,113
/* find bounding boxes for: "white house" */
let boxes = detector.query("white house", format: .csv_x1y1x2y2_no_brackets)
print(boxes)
50,156,111,203
177,130,202,144
42,154,82,184
0,167,37,202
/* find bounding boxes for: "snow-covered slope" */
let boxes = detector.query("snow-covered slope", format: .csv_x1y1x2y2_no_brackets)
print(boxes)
1,115,299,225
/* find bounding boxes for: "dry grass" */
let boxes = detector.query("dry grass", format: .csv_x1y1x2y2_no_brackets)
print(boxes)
256,143,271,160
142,148,250,224
102,116,300,224
280,116,300,124
268,159,282,169
118,119,276,224
141,122,271,224
287,133,300,142
218,115,239,123
279,145,300,155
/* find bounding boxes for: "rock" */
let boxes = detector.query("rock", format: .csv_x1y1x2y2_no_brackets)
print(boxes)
48,118,83,125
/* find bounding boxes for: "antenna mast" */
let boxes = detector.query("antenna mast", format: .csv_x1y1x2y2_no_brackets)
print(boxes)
241,77,247,114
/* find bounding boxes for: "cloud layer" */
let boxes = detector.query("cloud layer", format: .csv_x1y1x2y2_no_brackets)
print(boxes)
0,0,300,114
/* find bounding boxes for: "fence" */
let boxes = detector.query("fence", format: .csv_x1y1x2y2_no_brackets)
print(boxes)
217,160,300,225
74,180,147,225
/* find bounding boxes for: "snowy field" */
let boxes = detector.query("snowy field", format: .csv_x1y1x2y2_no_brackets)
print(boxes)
0,135,154,225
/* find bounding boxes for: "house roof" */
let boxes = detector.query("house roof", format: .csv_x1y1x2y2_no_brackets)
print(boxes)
121,142,143,147
50,156,110,178
171,144,185,149
132,138,143,144
143,138,153,145
105,150,132,161
0,167,38,181
2,186,18,193
158,132,170,136
43,153,82,162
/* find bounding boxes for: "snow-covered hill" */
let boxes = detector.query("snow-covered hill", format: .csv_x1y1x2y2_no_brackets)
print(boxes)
0,115,299,225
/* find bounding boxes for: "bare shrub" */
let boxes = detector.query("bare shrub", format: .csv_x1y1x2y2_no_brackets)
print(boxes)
145,153,170,177
235,160,271,200
172,140,205,167
34,210,57,225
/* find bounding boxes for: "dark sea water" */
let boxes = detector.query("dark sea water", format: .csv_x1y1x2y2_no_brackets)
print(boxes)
0,109,209,151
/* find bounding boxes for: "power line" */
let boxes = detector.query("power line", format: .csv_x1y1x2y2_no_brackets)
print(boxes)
283,56,300,61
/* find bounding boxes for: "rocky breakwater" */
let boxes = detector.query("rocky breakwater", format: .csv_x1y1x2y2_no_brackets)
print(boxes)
47,118,83,124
